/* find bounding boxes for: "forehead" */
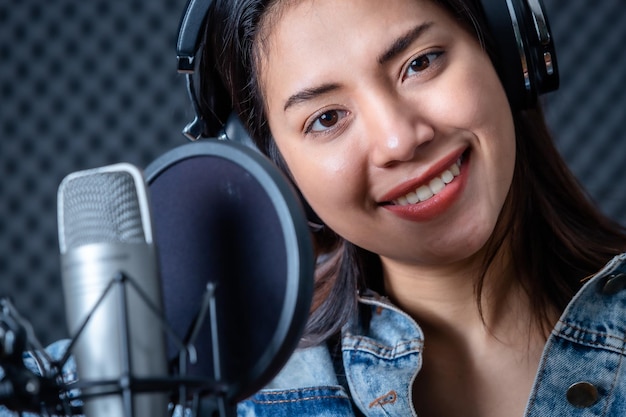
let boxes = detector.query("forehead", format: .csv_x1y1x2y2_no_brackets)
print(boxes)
255,0,458,104
257,0,441,53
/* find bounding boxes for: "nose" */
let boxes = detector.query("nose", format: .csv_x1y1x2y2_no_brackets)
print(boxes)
364,90,435,168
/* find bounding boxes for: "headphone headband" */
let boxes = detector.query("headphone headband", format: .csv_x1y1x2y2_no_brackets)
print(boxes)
176,0,560,141
176,0,216,141
176,0,213,74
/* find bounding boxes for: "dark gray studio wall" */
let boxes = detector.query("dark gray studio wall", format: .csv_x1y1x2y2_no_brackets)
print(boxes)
0,0,191,345
1,0,626,346
542,1,626,217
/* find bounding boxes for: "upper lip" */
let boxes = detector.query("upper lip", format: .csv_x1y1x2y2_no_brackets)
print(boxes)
378,147,467,203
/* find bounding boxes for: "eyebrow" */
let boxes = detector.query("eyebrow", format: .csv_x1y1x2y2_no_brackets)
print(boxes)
378,21,434,65
283,21,434,112
284,83,340,112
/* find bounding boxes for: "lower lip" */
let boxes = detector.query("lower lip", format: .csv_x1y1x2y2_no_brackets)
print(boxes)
382,154,470,222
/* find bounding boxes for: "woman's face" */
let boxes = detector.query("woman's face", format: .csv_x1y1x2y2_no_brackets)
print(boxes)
258,0,516,267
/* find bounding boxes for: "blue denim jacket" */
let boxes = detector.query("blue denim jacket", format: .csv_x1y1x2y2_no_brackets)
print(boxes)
3,253,626,416
240,253,626,416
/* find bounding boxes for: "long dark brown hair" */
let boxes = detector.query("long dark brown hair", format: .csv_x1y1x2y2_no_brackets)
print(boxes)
198,0,626,345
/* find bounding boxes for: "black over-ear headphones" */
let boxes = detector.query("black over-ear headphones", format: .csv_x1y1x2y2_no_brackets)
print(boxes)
176,0,559,143
175,0,559,230
480,0,559,109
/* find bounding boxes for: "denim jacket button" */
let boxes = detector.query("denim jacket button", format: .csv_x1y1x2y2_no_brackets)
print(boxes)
602,272,626,295
566,382,599,408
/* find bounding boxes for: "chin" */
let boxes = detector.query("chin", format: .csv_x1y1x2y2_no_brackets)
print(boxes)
425,223,497,264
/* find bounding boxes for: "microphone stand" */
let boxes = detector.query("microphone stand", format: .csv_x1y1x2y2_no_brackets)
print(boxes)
0,297,78,416
0,272,238,417
184,282,236,417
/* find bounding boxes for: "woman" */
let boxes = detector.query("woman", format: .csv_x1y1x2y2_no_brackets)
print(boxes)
0,1,623,416
198,0,626,416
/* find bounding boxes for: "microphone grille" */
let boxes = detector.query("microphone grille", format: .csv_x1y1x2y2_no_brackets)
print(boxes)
58,163,150,253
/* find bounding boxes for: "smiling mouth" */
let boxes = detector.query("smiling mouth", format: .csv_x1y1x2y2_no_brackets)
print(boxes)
387,154,465,206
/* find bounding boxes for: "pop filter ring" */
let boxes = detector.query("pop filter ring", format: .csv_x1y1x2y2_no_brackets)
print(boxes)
144,139,314,404
1,137,313,417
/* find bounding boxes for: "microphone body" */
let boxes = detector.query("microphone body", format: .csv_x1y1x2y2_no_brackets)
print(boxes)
58,163,169,417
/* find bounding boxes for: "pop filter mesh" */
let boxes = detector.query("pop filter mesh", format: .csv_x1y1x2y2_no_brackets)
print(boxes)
148,154,288,399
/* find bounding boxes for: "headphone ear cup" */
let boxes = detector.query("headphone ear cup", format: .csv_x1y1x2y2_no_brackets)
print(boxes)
522,0,559,95
479,0,559,109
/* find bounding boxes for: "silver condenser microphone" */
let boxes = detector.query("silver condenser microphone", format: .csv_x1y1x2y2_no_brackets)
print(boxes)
57,163,169,417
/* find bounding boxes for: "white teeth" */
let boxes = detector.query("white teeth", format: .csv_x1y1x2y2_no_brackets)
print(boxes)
429,177,445,194
441,170,454,184
450,160,460,176
392,158,462,206
406,192,419,204
416,185,434,201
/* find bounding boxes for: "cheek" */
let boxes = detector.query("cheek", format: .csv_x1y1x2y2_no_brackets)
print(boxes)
279,142,364,216
432,52,516,166
427,44,512,132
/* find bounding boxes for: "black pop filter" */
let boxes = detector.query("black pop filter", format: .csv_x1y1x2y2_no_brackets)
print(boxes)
144,140,314,403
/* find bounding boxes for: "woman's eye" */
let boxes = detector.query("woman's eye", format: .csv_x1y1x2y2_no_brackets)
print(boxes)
306,109,348,134
404,51,442,79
